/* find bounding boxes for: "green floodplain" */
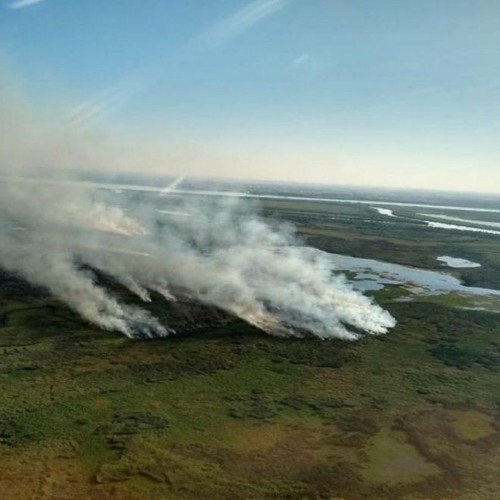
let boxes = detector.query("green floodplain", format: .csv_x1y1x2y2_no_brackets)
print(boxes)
1,197,500,499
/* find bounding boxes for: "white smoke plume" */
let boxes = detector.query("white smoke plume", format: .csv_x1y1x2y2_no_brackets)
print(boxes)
0,78,396,340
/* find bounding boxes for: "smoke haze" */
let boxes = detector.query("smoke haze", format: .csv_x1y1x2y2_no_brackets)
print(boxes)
0,78,396,340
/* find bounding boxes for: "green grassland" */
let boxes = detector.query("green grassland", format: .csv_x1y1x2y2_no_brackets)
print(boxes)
1,199,500,499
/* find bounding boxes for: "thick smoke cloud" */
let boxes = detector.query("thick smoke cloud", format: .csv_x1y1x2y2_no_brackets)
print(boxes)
0,78,396,340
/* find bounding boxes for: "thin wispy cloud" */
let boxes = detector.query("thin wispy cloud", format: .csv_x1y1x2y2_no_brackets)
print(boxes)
71,0,289,129
9,0,46,9
190,0,288,51
293,53,310,66
66,85,135,130
67,98,106,130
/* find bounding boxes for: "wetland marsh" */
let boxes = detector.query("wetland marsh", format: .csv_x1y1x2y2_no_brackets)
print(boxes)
1,186,500,499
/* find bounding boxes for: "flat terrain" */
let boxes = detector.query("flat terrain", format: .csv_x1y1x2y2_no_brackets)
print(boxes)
1,197,500,499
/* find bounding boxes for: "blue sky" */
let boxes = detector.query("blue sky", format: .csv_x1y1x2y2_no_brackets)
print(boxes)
1,0,500,192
